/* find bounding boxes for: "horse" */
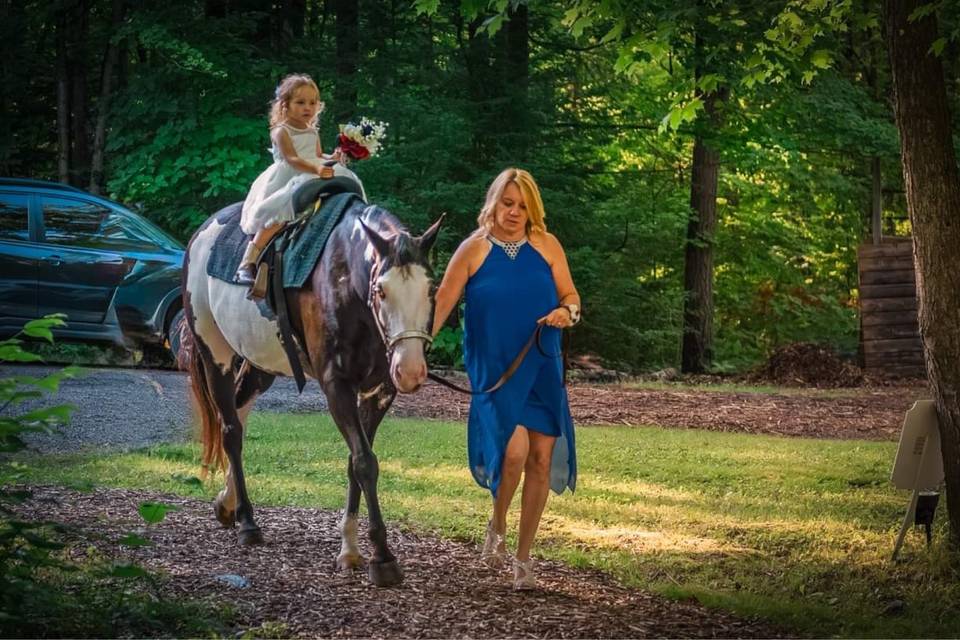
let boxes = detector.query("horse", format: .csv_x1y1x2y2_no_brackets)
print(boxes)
180,191,442,587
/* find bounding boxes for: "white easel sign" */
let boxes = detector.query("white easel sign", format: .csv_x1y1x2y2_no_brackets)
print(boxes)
890,399,945,560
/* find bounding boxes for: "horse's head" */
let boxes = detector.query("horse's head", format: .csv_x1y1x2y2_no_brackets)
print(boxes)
361,214,444,393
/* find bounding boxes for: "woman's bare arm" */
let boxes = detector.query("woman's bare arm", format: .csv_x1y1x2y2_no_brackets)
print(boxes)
432,237,484,336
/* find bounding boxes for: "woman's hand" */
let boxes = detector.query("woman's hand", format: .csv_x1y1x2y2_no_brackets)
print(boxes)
537,307,573,329
316,164,334,179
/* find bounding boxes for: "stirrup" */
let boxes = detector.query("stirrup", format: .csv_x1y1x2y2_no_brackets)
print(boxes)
513,556,536,591
480,520,507,568
246,263,269,300
235,263,257,285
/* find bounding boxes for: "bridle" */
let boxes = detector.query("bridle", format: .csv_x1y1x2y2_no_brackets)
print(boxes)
367,256,434,355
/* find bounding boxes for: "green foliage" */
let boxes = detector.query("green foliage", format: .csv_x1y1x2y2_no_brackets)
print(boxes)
7,0,944,372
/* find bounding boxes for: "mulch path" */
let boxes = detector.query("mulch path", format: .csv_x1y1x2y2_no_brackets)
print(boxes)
392,378,927,441
14,486,786,639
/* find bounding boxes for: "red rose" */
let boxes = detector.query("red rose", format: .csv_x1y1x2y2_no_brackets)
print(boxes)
337,134,370,161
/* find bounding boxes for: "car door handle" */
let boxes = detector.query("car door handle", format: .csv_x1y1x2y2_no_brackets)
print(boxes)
42,255,61,267
96,257,125,265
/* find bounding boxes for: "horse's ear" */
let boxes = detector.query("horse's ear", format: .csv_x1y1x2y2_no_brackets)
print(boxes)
419,213,445,256
360,218,392,258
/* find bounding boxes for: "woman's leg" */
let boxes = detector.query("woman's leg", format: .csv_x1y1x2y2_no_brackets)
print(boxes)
516,430,556,561
490,426,529,545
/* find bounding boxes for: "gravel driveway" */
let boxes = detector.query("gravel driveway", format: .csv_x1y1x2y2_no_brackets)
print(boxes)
2,365,328,454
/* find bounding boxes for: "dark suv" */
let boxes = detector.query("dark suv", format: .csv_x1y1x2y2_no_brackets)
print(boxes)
0,178,185,359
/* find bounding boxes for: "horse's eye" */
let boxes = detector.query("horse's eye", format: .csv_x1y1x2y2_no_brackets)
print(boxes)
376,284,387,299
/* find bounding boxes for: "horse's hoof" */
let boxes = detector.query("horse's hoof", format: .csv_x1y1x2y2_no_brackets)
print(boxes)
238,526,264,546
368,559,403,587
213,499,236,528
336,552,364,572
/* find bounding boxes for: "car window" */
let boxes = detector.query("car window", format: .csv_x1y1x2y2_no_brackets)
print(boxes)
0,194,30,241
41,196,158,251
42,196,110,247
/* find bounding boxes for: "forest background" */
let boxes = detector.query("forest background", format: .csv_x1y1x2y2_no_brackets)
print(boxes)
3,0,958,374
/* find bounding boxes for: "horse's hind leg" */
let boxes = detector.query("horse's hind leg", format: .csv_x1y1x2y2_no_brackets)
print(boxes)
213,366,275,528
325,378,402,586
337,380,396,572
202,362,267,545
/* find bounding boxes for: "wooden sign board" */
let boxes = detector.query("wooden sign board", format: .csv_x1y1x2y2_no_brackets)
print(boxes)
891,400,944,490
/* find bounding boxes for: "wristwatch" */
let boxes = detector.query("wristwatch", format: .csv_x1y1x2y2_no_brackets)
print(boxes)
561,303,581,325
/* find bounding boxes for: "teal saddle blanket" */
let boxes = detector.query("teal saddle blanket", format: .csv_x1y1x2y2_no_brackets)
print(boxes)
206,192,364,289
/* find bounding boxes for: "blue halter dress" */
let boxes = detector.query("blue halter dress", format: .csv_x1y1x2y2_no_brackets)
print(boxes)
463,236,577,497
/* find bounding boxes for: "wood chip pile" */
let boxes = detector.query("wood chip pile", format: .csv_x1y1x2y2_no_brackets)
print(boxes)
393,377,924,441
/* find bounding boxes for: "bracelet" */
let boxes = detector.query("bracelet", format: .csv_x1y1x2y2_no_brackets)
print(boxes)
561,303,581,325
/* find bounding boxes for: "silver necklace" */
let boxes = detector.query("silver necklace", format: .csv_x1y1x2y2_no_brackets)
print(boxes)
487,234,527,260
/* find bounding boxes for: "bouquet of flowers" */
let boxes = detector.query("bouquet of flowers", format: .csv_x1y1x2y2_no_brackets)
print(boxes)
334,118,388,161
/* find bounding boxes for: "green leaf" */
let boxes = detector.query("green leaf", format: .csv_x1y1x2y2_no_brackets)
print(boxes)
119,533,153,547
930,37,946,57
0,346,42,362
810,49,832,69
138,501,180,524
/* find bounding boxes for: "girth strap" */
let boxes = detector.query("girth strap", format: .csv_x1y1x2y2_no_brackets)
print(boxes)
270,233,308,392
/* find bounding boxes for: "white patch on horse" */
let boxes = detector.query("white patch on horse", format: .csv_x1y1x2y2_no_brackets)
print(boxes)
338,512,362,566
187,219,296,378
377,264,432,344
359,383,383,402
186,221,241,374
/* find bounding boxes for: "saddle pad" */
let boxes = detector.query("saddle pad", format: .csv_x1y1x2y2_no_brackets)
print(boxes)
205,192,362,287
205,205,249,283
283,192,364,288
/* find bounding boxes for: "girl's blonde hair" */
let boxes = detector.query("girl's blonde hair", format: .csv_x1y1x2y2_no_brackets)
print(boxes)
474,168,547,237
268,73,322,128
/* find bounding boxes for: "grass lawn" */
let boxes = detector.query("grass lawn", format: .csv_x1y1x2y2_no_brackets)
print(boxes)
15,414,959,638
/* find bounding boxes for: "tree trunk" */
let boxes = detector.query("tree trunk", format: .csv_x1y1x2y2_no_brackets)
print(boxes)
503,3,530,158
681,130,719,373
56,10,71,184
89,0,126,195
333,0,359,125
67,0,90,188
885,0,960,549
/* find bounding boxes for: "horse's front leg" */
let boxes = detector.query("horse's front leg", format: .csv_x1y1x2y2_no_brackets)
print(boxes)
204,364,266,545
324,377,402,586
337,379,397,572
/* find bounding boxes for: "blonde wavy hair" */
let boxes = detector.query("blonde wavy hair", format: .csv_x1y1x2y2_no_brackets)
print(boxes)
268,73,322,129
474,168,547,237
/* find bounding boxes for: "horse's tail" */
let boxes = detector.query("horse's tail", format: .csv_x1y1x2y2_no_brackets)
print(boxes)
182,315,226,477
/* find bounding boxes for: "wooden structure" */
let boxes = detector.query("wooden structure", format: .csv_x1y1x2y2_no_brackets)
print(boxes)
857,237,924,377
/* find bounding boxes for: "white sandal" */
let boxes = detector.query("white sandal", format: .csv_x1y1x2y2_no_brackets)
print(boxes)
480,520,507,568
513,556,536,591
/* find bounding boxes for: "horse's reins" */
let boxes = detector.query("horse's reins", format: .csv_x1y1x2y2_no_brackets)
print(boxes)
426,324,561,395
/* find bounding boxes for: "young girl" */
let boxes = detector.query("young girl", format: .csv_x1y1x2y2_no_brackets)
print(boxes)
237,73,361,284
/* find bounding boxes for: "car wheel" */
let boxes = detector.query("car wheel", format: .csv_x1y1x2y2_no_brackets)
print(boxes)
167,308,185,361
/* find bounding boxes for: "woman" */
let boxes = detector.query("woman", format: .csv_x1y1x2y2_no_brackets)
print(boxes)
432,168,580,590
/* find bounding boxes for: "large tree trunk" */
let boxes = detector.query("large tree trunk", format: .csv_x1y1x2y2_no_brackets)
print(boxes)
681,130,719,373
886,0,960,549
89,0,126,195
333,0,359,125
